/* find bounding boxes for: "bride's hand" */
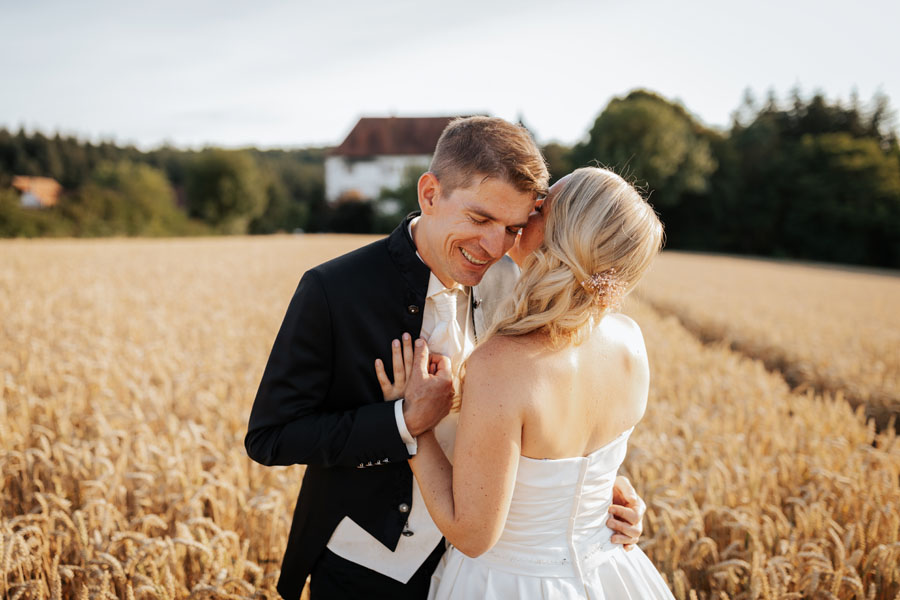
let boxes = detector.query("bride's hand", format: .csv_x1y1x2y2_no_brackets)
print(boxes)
374,333,414,401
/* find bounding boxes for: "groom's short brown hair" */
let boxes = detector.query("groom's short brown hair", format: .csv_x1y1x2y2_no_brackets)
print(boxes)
430,116,549,198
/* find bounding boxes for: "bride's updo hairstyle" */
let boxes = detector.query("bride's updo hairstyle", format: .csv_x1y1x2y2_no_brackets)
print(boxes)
488,167,663,345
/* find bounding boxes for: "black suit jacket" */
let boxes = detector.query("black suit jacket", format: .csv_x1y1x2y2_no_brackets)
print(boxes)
245,215,520,599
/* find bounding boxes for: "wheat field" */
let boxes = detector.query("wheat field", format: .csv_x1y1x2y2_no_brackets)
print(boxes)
1,238,898,599
634,253,900,427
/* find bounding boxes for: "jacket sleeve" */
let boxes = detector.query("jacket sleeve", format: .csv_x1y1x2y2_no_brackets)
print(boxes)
244,269,410,468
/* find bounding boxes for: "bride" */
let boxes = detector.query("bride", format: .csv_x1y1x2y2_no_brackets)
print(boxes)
377,167,673,598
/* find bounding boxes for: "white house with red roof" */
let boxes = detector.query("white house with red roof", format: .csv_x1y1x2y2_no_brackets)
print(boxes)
12,176,62,208
325,116,459,204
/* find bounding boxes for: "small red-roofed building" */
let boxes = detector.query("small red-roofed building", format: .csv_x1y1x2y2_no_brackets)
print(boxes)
325,116,462,204
12,176,62,208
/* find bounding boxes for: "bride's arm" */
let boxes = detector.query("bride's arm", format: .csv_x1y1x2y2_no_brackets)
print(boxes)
409,343,523,558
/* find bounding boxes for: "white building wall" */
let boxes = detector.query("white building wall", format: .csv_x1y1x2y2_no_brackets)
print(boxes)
325,154,432,203
20,191,42,208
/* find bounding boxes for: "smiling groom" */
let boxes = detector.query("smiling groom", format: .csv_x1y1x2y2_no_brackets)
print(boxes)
245,116,646,599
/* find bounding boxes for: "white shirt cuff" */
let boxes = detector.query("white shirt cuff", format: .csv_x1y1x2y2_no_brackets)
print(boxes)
394,399,418,455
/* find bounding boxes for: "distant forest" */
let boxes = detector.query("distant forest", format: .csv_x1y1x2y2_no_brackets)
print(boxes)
2,88,899,268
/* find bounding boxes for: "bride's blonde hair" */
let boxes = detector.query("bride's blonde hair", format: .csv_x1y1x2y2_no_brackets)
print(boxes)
487,167,664,346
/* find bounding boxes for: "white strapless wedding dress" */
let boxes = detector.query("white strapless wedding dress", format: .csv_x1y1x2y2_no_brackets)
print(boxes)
428,428,674,599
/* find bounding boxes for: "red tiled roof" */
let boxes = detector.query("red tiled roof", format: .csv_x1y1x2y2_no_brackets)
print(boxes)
11,175,62,207
332,116,462,157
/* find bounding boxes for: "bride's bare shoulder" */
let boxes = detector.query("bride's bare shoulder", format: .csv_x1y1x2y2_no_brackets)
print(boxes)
470,332,544,364
464,333,545,387
605,312,642,333
603,313,647,354
597,313,649,399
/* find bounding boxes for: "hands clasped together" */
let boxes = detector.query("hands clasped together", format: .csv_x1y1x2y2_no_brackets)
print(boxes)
375,333,454,437
373,334,646,550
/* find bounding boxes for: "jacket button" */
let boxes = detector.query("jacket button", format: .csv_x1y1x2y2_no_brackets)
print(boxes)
401,529,414,537
407,305,420,315
398,503,410,513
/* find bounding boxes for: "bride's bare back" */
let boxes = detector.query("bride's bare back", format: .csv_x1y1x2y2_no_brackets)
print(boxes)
465,312,649,461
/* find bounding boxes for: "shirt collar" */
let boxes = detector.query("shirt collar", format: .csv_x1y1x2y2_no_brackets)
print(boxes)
408,216,424,263
425,272,466,299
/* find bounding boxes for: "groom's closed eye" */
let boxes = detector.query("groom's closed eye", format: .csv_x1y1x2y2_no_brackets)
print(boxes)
466,212,527,236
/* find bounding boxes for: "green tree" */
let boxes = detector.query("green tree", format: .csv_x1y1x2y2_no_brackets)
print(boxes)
248,174,310,234
542,142,573,185
87,161,185,235
64,184,130,236
571,90,717,210
0,189,73,237
185,149,266,233
726,90,900,266
247,150,325,233
782,133,900,266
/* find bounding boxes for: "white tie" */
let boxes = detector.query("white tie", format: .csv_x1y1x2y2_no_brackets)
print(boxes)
425,288,466,462
427,288,465,371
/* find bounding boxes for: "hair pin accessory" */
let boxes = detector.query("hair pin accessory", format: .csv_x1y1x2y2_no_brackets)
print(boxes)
580,268,625,310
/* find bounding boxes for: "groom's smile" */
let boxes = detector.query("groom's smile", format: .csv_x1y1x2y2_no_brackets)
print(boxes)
460,248,489,266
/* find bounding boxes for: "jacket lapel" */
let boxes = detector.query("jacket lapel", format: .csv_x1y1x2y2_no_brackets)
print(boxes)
387,213,431,322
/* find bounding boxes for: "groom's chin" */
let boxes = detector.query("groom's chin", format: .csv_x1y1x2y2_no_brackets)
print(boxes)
451,257,496,286
452,265,491,287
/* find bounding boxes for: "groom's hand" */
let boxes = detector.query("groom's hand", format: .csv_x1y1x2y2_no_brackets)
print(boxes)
609,475,646,551
402,338,454,437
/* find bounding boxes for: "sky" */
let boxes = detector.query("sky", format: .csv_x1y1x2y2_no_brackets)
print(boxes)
2,0,897,150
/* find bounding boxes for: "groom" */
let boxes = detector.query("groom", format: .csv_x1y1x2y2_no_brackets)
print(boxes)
245,116,646,599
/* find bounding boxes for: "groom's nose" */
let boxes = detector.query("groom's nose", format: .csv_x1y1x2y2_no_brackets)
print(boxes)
480,226,507,259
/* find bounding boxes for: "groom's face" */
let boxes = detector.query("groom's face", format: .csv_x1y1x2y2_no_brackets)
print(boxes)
419,173,536,287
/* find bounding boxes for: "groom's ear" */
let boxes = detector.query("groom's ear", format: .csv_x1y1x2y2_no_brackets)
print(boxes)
418,172,441,215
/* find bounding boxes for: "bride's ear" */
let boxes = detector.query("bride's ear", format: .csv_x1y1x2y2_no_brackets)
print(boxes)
418,172,441,215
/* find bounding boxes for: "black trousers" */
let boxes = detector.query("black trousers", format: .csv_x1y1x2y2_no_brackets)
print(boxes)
309,541,445,600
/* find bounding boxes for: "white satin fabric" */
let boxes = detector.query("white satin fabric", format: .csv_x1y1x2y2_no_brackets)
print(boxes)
428,428,675,599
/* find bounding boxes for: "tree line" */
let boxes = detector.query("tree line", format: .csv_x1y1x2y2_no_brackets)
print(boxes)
0,135,328,237
1,88,898,268
560,89,899,268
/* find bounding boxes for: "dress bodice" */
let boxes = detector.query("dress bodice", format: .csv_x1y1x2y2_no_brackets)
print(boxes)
476,428,633,579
